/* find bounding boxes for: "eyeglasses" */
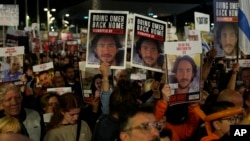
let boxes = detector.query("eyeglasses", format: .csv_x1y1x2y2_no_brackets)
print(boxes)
124,121,163,132
220,115,243,124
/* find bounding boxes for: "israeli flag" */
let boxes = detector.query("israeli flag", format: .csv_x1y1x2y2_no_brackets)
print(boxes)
239,0,250,54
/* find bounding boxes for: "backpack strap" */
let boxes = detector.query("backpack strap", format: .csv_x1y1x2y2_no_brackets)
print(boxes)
76,120,81,141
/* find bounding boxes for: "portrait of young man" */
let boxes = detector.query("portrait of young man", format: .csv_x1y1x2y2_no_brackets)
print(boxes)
215,22,238,58
88,34,124,66
134,37,164,70
171,55,199,94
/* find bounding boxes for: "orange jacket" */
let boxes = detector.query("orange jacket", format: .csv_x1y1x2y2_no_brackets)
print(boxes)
155,100,201,141
200,133,219,141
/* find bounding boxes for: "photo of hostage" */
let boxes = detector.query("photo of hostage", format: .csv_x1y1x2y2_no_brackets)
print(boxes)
2,56,22,82
88,34,124,66
134,37,164,70
170,55,199,94
215,22,238,58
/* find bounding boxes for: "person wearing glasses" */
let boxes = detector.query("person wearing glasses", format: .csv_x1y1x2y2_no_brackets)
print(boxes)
201,101,244,141
119,103,162,141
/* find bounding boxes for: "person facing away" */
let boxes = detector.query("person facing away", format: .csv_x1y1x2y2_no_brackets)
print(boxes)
0,116,21,133
172,55,198,94
89,34,124,66
135,37,163,69
91,80,138,141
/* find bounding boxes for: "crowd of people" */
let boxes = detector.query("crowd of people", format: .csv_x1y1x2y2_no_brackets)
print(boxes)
0,20,250,141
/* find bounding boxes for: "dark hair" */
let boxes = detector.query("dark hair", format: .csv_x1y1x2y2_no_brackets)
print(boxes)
135,37,162,59
47,93,82,131
62,64,74,73
215,22,238,48
40,92,60,113
91,34,123,64
38,71,49,77
240,67,250,78
90,74,102,94
172,55,197,81
119,103,155,132
109,80,138,115
91,34,122,50
243,89,250,109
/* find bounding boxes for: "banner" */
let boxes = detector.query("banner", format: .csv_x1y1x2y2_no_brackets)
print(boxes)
238,0,250,55
194,12,210,32
86,10,128,69
131,13,167,72
213,0,239,58
164,41,202,105
0,4,19,26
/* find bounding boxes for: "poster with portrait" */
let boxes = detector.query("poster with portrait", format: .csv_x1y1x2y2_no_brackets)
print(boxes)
86,10,128,69
65,40,78,56
33,62,54,88
80,28,88,49
213,0,239,59
237,60,250,89
0,46,24,83
48,32,58,51
28,23,42,53
61,33,73,43
165,41,202,105
79,61,104,103
131,14,167,73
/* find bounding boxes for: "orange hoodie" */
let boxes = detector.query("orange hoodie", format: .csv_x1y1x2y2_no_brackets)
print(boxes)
200,133,219,141
155,100,201,141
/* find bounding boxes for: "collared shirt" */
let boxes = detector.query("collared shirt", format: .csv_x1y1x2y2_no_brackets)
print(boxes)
2,70,22,82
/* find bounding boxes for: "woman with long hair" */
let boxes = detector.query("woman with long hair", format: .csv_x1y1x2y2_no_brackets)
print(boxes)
44,93,91,141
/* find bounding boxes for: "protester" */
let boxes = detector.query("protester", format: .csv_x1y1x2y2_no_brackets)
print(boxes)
44,93,91,141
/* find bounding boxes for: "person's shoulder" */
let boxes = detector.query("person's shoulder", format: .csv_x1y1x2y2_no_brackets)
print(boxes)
24,108,41,118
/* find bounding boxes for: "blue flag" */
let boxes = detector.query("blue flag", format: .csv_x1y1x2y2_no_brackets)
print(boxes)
239,0,250,54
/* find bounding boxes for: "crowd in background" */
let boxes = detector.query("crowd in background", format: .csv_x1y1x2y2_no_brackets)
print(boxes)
0,43,250,141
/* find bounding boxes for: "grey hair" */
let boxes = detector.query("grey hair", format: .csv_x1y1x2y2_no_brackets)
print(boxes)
0,83,21,103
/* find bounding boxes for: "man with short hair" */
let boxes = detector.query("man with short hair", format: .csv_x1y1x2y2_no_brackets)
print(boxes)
172,55,198,94
39,71,53,88
119,103,161,141
89,34,124,66
135,37,163,69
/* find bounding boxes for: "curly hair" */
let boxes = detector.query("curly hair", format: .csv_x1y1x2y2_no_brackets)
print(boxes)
135,37,162,59
172,55,197,81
